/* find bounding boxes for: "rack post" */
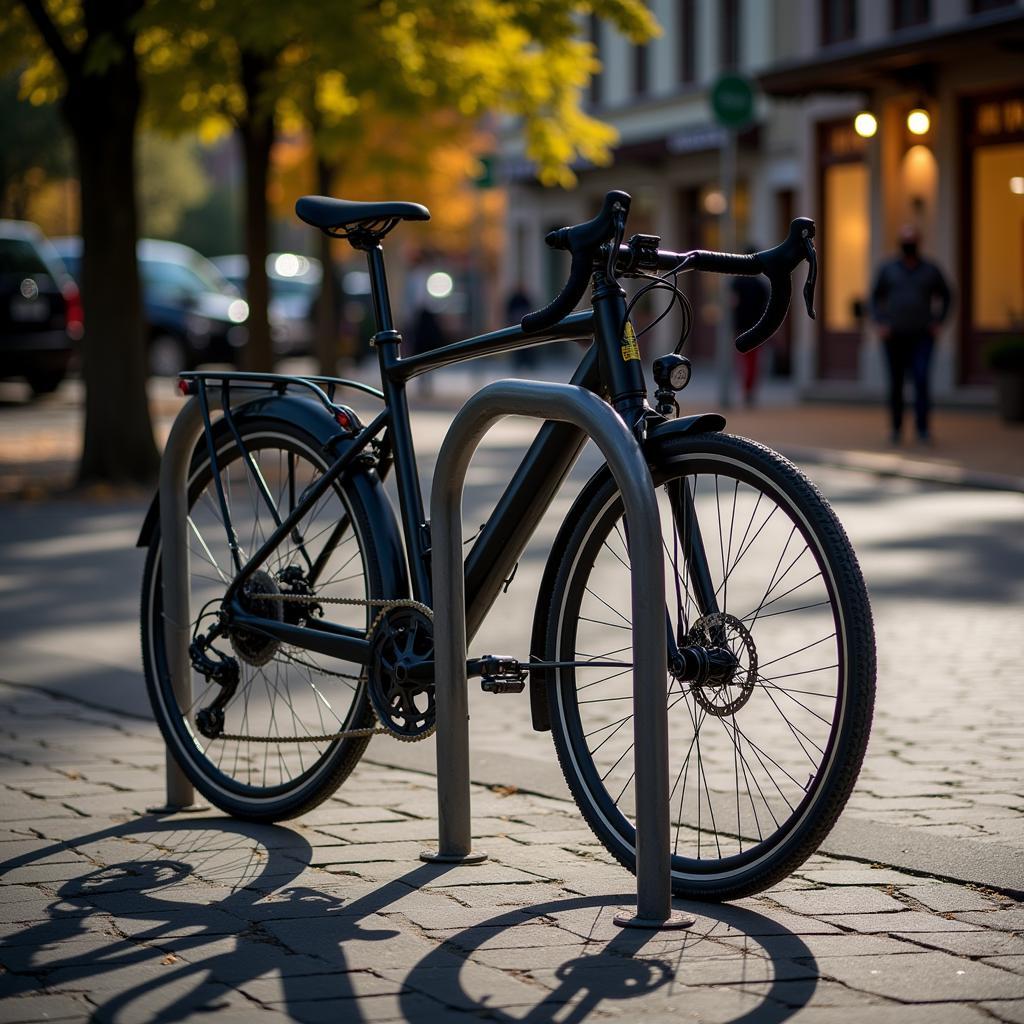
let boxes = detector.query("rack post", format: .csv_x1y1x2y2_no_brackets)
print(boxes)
421,380,693,929
149,397,208,814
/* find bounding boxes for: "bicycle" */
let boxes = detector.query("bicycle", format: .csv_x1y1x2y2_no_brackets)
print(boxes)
139,189,875,901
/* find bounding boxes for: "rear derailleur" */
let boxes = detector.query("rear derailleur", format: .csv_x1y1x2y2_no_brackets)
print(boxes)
189,632,239,739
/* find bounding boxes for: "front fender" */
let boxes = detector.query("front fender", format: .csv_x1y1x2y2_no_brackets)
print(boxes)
527,411,726,731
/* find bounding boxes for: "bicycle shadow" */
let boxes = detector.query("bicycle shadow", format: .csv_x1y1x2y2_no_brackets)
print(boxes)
0,816,819,1022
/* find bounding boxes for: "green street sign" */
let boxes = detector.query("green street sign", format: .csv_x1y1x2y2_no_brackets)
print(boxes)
710,74,755,129
473,155,496,190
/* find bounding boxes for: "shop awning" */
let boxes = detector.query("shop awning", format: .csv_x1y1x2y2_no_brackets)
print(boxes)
759,9,1024,97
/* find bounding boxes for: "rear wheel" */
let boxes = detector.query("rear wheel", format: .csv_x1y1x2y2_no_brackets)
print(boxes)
141,417,386,820
543,432,875,900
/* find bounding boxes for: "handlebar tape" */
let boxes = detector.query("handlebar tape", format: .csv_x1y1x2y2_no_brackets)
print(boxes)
689,218,815,353
521,190,632,335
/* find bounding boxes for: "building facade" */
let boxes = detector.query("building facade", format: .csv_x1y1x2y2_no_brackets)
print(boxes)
499,0,1024,404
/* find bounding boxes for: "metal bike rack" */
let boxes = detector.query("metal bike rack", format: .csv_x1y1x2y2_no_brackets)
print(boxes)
151,396,208,813
420,380,693,930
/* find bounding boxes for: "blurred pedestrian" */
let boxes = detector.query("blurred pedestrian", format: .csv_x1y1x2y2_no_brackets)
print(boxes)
870,226,952,444
731,258,769,407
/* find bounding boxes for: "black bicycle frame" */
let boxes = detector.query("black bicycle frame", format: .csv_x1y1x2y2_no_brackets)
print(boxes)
202,240,715,668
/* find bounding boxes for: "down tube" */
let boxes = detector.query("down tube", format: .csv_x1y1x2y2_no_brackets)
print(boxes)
463,346,600,640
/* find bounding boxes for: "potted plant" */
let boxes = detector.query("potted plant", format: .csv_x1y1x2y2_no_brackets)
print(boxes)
984,334,1024,423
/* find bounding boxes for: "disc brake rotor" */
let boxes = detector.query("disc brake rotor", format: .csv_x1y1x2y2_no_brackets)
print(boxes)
687,612,758,717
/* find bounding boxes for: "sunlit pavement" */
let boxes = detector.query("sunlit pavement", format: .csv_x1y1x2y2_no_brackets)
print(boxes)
1,372,1022,1020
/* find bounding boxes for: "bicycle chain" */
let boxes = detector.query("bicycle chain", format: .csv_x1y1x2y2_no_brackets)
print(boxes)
210,594,435,745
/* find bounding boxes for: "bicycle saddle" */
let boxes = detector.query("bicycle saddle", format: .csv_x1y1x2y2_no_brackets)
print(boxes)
295,196,430,233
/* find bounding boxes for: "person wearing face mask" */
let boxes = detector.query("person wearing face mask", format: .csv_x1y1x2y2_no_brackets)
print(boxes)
870,225,952,445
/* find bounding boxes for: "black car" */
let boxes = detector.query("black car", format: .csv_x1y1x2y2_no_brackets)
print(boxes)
0,220,81,395
53,236,250,376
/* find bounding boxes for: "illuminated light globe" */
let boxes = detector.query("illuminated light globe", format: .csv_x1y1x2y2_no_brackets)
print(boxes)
274,253,301,277
854,112,877,138
228,299,249,323
1010,176,1024,196
907,108,930,135
426,271,453,299
703,190,727,215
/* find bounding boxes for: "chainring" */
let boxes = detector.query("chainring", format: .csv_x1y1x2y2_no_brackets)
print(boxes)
367,606,436,740
687,612,758,717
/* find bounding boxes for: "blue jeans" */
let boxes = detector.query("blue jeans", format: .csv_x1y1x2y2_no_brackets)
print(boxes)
884,331,934,437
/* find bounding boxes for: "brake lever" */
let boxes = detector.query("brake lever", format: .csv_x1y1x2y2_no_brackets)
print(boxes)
802,233,817,321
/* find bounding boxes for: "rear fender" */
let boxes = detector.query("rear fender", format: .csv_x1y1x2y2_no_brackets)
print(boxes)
528,411,726,731
135,392,407,603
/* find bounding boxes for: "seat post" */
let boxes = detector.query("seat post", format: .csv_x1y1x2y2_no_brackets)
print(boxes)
361,240,433,603
364,242,396,336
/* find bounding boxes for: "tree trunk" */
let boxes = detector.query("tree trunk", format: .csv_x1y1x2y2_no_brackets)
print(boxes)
65,10,158,483
239,51,275,373
314,154,339,376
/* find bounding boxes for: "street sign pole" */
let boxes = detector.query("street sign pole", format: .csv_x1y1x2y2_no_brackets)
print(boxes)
709,73,755,411
717,129,737,409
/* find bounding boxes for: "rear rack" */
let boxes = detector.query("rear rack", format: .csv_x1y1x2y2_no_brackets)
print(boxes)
177,370,384,413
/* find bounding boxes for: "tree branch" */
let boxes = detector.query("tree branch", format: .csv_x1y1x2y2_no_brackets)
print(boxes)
19,0,79,79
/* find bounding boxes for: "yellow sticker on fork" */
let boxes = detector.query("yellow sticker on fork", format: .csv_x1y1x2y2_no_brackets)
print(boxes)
621,321,641,362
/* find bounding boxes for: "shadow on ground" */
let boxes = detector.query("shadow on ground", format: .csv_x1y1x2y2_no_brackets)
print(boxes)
0,817,818,1022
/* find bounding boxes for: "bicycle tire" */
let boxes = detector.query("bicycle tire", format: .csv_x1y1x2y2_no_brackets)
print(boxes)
141,417,387,821
542,431,875,900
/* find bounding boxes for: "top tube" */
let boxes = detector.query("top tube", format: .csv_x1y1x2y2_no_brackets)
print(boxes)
388,309,595,383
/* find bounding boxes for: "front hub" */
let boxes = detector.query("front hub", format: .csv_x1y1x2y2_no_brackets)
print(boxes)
675,612,758,717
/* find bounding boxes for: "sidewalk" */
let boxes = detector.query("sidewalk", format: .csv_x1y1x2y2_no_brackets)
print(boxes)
1,680,1022,1023
1,367,1020,501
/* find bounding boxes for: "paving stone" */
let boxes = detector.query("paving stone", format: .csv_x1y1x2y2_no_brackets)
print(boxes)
0,993,93,1022
282,992,452,1023
716,931,920,959
238,968,407,1003
377,962,551,1010
980,999,1024,1023
900,883,1002,913
262,914,466,971
896,932,1024,958
769,886,907,916
819,950,1024,1001
433,922,593,951
795,867,925,887
820,911,982,933
955,908,1024,931
0,934,158,974
982,955,1024,977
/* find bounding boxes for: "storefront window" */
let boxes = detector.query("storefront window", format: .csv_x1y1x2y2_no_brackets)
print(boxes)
817,119,868,379
962,91,1024,384
972,143,1024,331
823,162,869,332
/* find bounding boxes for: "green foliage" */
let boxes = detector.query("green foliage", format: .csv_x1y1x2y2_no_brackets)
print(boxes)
4,0,659,186
137,132,210,237
0,69,72,216
983,334,1024,374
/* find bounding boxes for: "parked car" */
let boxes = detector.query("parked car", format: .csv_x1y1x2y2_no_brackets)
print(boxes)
211,252,321,354
0,220,82,396
53,237,252,376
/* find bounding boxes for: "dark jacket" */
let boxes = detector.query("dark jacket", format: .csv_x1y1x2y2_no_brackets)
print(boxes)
871,257,951,335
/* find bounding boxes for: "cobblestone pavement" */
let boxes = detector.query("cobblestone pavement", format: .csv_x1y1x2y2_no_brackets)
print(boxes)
1,682,1023,1023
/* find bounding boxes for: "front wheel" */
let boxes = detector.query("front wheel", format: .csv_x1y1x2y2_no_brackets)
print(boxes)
542,432,875,901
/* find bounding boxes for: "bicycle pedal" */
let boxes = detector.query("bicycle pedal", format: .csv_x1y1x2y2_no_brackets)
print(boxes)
481,677,526,695
474,654,527,694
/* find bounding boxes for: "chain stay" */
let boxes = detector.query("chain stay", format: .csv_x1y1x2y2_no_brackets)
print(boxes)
211,594,433,744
